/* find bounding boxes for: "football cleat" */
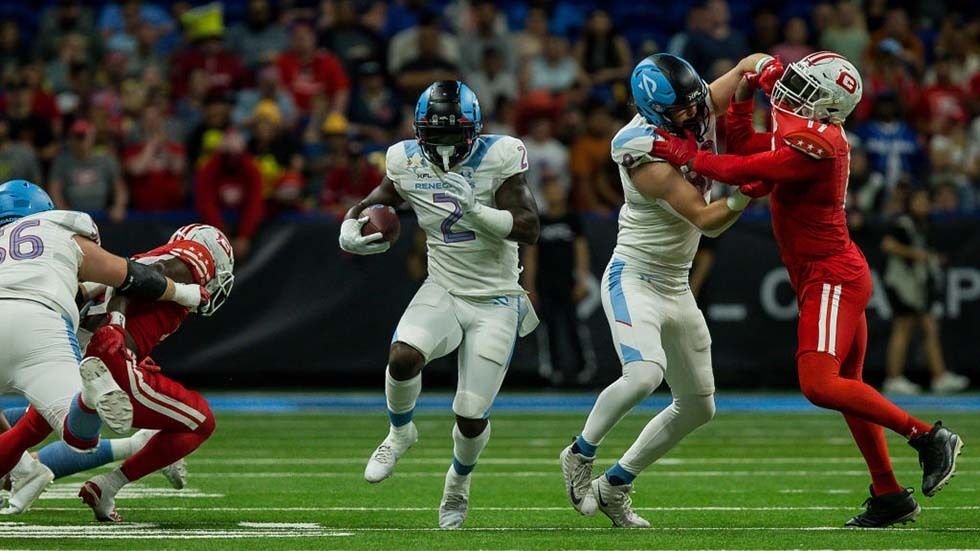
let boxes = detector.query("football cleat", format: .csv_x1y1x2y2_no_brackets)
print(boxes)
0,458,54,514
908,421,964,497
592,475,650,528
161,459,187,490
559,442,597,516
845,486,920,528
78,477,122,522
364,422,418,483
79,357,133,434
438,467,471,529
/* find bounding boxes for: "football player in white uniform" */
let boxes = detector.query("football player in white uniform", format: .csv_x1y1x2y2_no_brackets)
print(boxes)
558,53,773,527
339,81,539,529
0,180,206,509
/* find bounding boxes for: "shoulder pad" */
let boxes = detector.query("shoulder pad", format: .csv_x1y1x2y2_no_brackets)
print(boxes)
782,129,837,160
611,122,658,168
33,210,100,243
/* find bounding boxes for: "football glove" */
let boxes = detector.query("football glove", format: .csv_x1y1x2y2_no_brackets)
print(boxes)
339,217,391,255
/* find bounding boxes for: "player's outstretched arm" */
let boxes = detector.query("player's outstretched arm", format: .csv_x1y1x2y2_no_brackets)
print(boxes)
630,162,748,237
493,173,540,245
726,78,774,155
339,177,403,255
73,236,206,309
708,53,773,114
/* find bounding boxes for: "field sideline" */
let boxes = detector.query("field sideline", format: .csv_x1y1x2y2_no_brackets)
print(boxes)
0,394,976,550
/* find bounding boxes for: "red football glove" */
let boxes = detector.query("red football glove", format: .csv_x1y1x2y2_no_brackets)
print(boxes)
138,356,162,373
745,57,784,96
651,128,699,167
739,180,774,199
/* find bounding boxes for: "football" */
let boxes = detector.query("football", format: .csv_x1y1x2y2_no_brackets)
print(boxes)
361,204,401,243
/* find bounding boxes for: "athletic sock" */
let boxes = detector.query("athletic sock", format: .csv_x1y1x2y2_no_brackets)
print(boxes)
121,431,208,482
572,435,597,458
605,462,637,486
843,414,904,495
386,368,421,430
0,407,53,476
110,430,157,461
10,452,36,478
37,440,114,479
63,394,102,449
451,423,491,476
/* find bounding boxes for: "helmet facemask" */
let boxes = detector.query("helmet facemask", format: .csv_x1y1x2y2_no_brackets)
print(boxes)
772,65,841,123
415,115,477,171
168,224,235,316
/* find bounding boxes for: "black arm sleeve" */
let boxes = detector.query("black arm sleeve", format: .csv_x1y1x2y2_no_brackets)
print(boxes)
116,259,168,300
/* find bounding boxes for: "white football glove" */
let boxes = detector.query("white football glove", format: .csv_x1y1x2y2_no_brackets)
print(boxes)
440,172,477,213
339,217,391,255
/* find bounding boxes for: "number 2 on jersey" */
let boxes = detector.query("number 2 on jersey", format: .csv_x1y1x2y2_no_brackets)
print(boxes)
0,219,44,264
433,193,476,243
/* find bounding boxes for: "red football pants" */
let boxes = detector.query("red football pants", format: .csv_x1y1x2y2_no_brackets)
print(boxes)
86,325,215,482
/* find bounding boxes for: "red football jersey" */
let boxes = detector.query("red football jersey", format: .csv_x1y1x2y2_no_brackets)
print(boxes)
122,240,216,359
692,109,868,289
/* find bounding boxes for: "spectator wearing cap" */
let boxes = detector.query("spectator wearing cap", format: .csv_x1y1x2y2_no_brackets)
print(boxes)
233,65,298,130
319,139,383,219
247,103,304,211
457,0,516,76
186,90,233,168
123,104,186,212
466,47,518,121
347,61,403,147
195,130,265,259
387,10,460,77
227,0,289,70
682,0,749,75
276,21,350,117
170,3,248,98
0,115,42,184
1,76,58,171
318,0,386,75
49,119,127,222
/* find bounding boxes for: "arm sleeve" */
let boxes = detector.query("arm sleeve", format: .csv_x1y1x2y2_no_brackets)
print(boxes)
691,146,821,185
237,161,266,239
725,98,773,155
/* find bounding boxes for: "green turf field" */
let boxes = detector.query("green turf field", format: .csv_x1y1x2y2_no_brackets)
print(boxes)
1,408,976,550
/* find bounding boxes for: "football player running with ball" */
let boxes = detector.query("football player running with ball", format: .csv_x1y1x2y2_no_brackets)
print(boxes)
649,52,963,527
559,52,772,528
339,81,539,529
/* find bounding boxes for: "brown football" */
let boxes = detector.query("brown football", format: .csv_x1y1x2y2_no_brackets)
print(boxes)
361,205,401,243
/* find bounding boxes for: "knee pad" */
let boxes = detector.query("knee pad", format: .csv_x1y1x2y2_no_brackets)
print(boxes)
388,343,425,380
623,361,665,395
452,390,491,420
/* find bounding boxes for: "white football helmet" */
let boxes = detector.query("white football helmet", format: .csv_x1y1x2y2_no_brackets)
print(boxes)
771,51,863,124
169,224,235,316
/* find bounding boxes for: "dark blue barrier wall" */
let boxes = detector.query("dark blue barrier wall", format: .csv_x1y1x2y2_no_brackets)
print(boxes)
97,214,980,389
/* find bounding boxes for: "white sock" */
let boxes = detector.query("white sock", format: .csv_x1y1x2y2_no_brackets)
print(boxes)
452,423,491,475
386,368,421,434
100,467,130,494
581,361,664,444
10,452,35,478
109,430,157,461
619,394,715,474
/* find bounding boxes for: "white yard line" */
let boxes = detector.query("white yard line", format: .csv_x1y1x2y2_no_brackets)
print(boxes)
103,470,977,478
27,505,980,512
187,456,973,466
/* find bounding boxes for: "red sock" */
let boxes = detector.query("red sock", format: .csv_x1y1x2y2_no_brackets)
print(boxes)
798,353,933,437
121,426,213,482
843,414,903,495
0,407,52,476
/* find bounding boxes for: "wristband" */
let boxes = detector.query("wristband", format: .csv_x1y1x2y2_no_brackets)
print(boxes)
726,189,751,212
754,55,775,74
470,204,514,238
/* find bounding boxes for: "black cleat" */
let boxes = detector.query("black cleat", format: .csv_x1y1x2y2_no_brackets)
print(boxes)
845,486,920,528
908,421,964,497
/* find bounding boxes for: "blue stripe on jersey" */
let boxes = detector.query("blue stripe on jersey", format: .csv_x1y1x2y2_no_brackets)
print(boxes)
607,259,631,326
620,344,644,363
460,135,503,172
403,140,421,159
612,126,655,151
62,315,81,362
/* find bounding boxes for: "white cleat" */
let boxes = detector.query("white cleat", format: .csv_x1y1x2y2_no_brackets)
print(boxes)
0,459,54,514
438,467,471,529
78,476,122,522
560,443,597,516
161,459,187,490
883,376,922,396
931,372,970,394
364,422,418,483
592,475,650,528
79,357,133,434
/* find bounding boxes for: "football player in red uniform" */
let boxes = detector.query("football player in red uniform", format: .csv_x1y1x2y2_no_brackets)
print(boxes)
75,224,235,521
649,52,963,527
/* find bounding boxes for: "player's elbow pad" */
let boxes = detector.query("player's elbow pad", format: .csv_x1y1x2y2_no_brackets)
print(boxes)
116,259,168,300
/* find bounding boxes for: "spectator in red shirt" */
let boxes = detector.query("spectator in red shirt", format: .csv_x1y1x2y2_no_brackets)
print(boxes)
124,104,187,211
275,21,350,116
917,55,969,135
170,9,247,99
319,139,382,219
195,131,265,259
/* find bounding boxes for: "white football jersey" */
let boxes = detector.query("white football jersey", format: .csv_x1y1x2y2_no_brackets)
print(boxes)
387,135,528,297
0,210,100,330
610,99,718,293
